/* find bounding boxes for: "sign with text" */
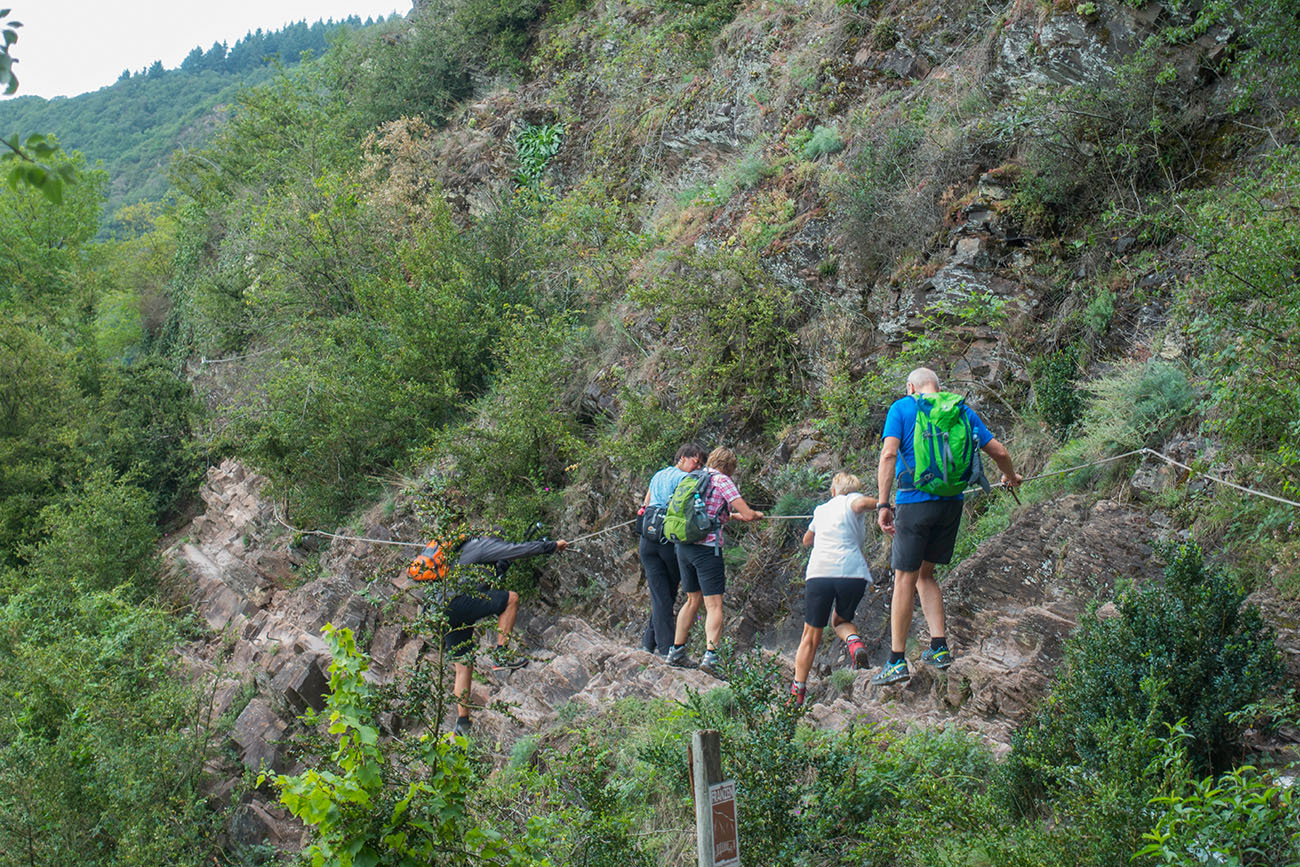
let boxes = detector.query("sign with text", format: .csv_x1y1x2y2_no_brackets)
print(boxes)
709,779,740,867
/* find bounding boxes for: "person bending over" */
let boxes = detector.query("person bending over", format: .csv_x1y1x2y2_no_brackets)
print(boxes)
441,533,567,736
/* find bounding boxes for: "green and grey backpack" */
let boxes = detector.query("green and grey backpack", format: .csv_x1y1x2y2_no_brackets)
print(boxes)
904,392,991,497
663,470,718,544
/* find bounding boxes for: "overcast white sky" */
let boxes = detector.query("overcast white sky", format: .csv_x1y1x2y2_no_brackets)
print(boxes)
3,1,411,99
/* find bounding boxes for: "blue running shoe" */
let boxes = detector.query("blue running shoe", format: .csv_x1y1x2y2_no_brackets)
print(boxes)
921,647,953,670
871,658,910,686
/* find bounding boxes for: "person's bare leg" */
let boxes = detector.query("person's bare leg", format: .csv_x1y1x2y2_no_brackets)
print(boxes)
675,591,703,645
702,594,724,651
831,612,857,642
794,623,823,683
453,661,473,718
891,569,920,652
495,591,520,646
914,561,945,641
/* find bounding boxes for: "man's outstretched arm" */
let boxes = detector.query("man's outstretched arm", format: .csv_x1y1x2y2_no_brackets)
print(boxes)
981,438,1021,488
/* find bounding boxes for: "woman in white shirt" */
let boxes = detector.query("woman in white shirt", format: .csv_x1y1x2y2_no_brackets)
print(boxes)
790,472,879,706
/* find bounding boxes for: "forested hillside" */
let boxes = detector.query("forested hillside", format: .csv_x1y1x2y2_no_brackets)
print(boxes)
2,0,1299,863
0,16,386,224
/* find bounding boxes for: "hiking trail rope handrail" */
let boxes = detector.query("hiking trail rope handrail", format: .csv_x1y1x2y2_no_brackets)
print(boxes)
566,519,637,546
268,446,1300,555
272,505,429,549
1136,447,1300,509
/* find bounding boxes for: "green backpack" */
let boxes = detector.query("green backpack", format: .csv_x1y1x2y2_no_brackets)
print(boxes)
663,470,718,544
906,392,990,497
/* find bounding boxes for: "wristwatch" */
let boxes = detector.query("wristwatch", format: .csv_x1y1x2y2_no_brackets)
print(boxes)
876,502,893,510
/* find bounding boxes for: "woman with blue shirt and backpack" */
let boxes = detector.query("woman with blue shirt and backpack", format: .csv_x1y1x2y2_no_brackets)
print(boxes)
637,443,706,657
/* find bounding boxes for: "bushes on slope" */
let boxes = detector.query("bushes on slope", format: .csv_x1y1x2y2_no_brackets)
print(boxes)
1006,544,1283,820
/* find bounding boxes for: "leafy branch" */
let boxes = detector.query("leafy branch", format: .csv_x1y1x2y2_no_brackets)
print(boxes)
0,9,75,203
2,133,76,204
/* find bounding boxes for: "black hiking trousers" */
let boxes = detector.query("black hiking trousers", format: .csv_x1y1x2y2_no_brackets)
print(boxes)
639,535,681,654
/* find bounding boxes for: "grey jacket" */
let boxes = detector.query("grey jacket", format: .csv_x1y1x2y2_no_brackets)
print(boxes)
456,536,558,579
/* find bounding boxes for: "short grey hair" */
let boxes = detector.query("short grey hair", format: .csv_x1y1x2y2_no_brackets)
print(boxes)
907,367,940,391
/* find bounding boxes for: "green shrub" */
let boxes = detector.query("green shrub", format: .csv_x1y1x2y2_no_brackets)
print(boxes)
1051,360,1197,490
1031,349,1083,441
869,17,898,50
27,470,160,597
1009,39,1204,229
93,358,204,523
1006,543,1283,809
274,624,548,865
545,739,655,867
0,321,87,563
801,125,844,160
1137,737,1300,866
661,0,743,43
325,11,471,131
628,249,803,427
0,584,218,864
769,463,830,521
515,122,565,185
1172,146,1300,468
438,309,584,536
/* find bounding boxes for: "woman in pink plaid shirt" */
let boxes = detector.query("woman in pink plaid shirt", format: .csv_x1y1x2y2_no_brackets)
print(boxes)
666,447,763,677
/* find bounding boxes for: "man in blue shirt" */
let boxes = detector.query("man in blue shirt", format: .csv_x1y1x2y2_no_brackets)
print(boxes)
873,367,1021,685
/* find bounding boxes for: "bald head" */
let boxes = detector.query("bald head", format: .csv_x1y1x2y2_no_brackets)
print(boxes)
906,367,940,394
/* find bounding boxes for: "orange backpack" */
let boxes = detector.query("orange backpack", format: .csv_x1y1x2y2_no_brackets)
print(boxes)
407,539,451,582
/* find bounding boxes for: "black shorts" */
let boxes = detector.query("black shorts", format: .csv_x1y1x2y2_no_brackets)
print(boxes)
804,577,868,627
443,586,512,661
677,543,726,596
891,500,964,572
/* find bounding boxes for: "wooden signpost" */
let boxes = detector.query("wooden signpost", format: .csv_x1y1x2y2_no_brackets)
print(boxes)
690,729,741,867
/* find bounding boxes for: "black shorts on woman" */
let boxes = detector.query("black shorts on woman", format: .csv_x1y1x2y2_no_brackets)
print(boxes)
677,543,726,596
803,577,867,627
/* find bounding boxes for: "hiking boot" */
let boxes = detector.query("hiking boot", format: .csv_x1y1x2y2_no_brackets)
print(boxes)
698,651,722,678
847,637,870,670
788,683,807,707
490,646,529,672
871,658,910,686
453,716,472,737
666,646,694,668
921,646,953,670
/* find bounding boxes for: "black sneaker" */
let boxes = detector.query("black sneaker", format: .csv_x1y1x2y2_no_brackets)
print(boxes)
453,716,472,737
491,647,529,671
